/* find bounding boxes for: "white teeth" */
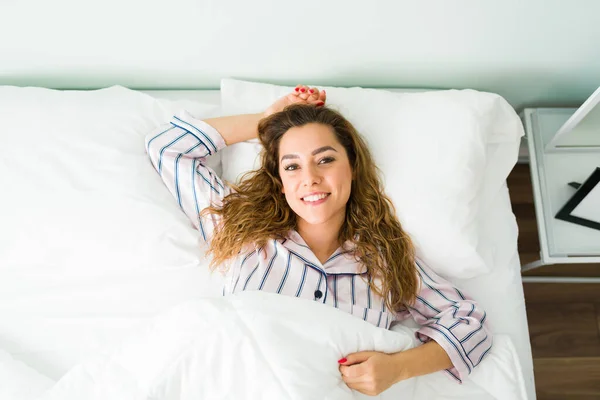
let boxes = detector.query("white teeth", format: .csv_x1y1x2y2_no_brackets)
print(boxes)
303,193,328,202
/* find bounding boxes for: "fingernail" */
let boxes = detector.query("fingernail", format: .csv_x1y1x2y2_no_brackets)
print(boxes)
300,88,306,92
338,358,347,364
317,102,325,107
295,87,299,92
323,90,326,94
309,89,314,93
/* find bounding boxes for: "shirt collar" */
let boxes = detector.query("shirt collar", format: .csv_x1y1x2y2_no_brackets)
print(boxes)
283,230,366,275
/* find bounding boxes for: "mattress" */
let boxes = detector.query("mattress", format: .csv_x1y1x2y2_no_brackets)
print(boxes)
0,89,534,399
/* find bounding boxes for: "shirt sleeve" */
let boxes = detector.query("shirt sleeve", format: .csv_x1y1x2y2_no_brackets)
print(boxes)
406,258,493,383
145,110,231,245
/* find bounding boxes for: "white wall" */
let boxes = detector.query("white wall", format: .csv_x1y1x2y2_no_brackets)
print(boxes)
1,0,599,110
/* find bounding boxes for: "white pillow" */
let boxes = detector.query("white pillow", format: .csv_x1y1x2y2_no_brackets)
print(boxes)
220,79,524,278
0,85,228,377
0,348,54,400
0,85,223,273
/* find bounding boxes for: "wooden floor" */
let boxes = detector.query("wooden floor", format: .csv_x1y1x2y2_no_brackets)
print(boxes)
506,164,600,400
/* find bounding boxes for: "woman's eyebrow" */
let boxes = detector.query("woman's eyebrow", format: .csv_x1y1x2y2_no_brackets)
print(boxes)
281,146,337,161
312,146,337,156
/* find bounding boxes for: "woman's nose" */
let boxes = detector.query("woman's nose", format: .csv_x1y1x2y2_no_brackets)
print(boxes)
302,166,322,186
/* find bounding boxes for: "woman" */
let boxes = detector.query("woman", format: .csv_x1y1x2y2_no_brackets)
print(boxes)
145,85,492,396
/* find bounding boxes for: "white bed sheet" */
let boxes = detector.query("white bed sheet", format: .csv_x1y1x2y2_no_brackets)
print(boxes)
0,89,534,399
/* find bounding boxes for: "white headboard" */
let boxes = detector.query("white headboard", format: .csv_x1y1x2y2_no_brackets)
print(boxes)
2,0,599,111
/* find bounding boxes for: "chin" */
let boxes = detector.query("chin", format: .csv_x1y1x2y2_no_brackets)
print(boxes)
299,215,329,226
294,208,339,227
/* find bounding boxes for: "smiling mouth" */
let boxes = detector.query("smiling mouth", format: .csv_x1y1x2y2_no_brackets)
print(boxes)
301,193,331,203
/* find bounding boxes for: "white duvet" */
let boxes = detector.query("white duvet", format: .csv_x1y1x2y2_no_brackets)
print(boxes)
2,291,526,400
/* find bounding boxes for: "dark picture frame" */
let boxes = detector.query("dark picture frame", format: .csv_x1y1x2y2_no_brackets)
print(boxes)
555,167,600,231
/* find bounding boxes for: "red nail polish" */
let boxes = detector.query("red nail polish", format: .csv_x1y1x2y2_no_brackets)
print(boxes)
317,102,324,107
309,89,314,93
295,87,299,92
300,88,306,92
338,358,347,364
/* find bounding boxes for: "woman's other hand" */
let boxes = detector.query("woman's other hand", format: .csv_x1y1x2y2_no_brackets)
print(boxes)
338,351,407,396
264,85,326,117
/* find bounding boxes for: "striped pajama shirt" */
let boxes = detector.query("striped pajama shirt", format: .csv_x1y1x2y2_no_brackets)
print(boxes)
145,110,493,382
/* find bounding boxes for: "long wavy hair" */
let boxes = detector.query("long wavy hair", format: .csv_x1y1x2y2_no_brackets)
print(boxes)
202,104,417,311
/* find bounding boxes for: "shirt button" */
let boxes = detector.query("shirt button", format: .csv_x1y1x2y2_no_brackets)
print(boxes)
314,290,323,299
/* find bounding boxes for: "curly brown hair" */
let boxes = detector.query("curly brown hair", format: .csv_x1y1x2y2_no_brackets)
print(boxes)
202,104,417,311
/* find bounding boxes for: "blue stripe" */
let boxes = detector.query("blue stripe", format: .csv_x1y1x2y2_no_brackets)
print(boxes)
296,264,308,297
455,288,466,300
207,169,225,191
288,237,312,250
232,251,255,292
480,312,487,324
416,263,457,304
146,126,175,153
277,253,292,293
445,368,462,383
325,251,350,264
232,271,242,293
243,262,260,290
467,335,488,356
168,122,212,157
328,271,368,276
363,279,372,321
175,142,202,207
351,275,356,305
460,324,484,344
415,260,437,282
196,170,220,195
333,275,338,307
385,314,389,329
448,320,461,330
377,311,383,328
158,132,187,174
258,240,278,290
467,303,475,317
191,160,206,242
242,250,254,265
426,325,472,373
288,250,326,275
416,296,441,313
172,116,217,153
409,306,441,322
475,344,492,366
315,273,324,302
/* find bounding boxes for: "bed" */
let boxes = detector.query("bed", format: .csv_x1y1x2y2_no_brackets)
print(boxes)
0,84,534,399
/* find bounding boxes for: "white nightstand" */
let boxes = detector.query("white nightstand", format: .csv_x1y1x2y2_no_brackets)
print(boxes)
520,108,600,279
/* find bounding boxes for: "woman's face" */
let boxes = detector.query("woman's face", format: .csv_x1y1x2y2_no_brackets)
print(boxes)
278,123,353,227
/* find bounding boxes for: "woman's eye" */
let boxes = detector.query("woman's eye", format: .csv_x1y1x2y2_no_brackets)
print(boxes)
319,157,335,164
284,164,299,171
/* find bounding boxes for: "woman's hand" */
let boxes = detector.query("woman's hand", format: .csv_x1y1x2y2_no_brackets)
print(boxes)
264,85,326,117
338,351,407,396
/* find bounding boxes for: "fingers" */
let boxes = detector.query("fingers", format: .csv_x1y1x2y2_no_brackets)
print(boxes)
319,89,326,103
294,85,310,99
293,85,326,106
342,373,367,385
340,351,373,366
339,363,365,379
